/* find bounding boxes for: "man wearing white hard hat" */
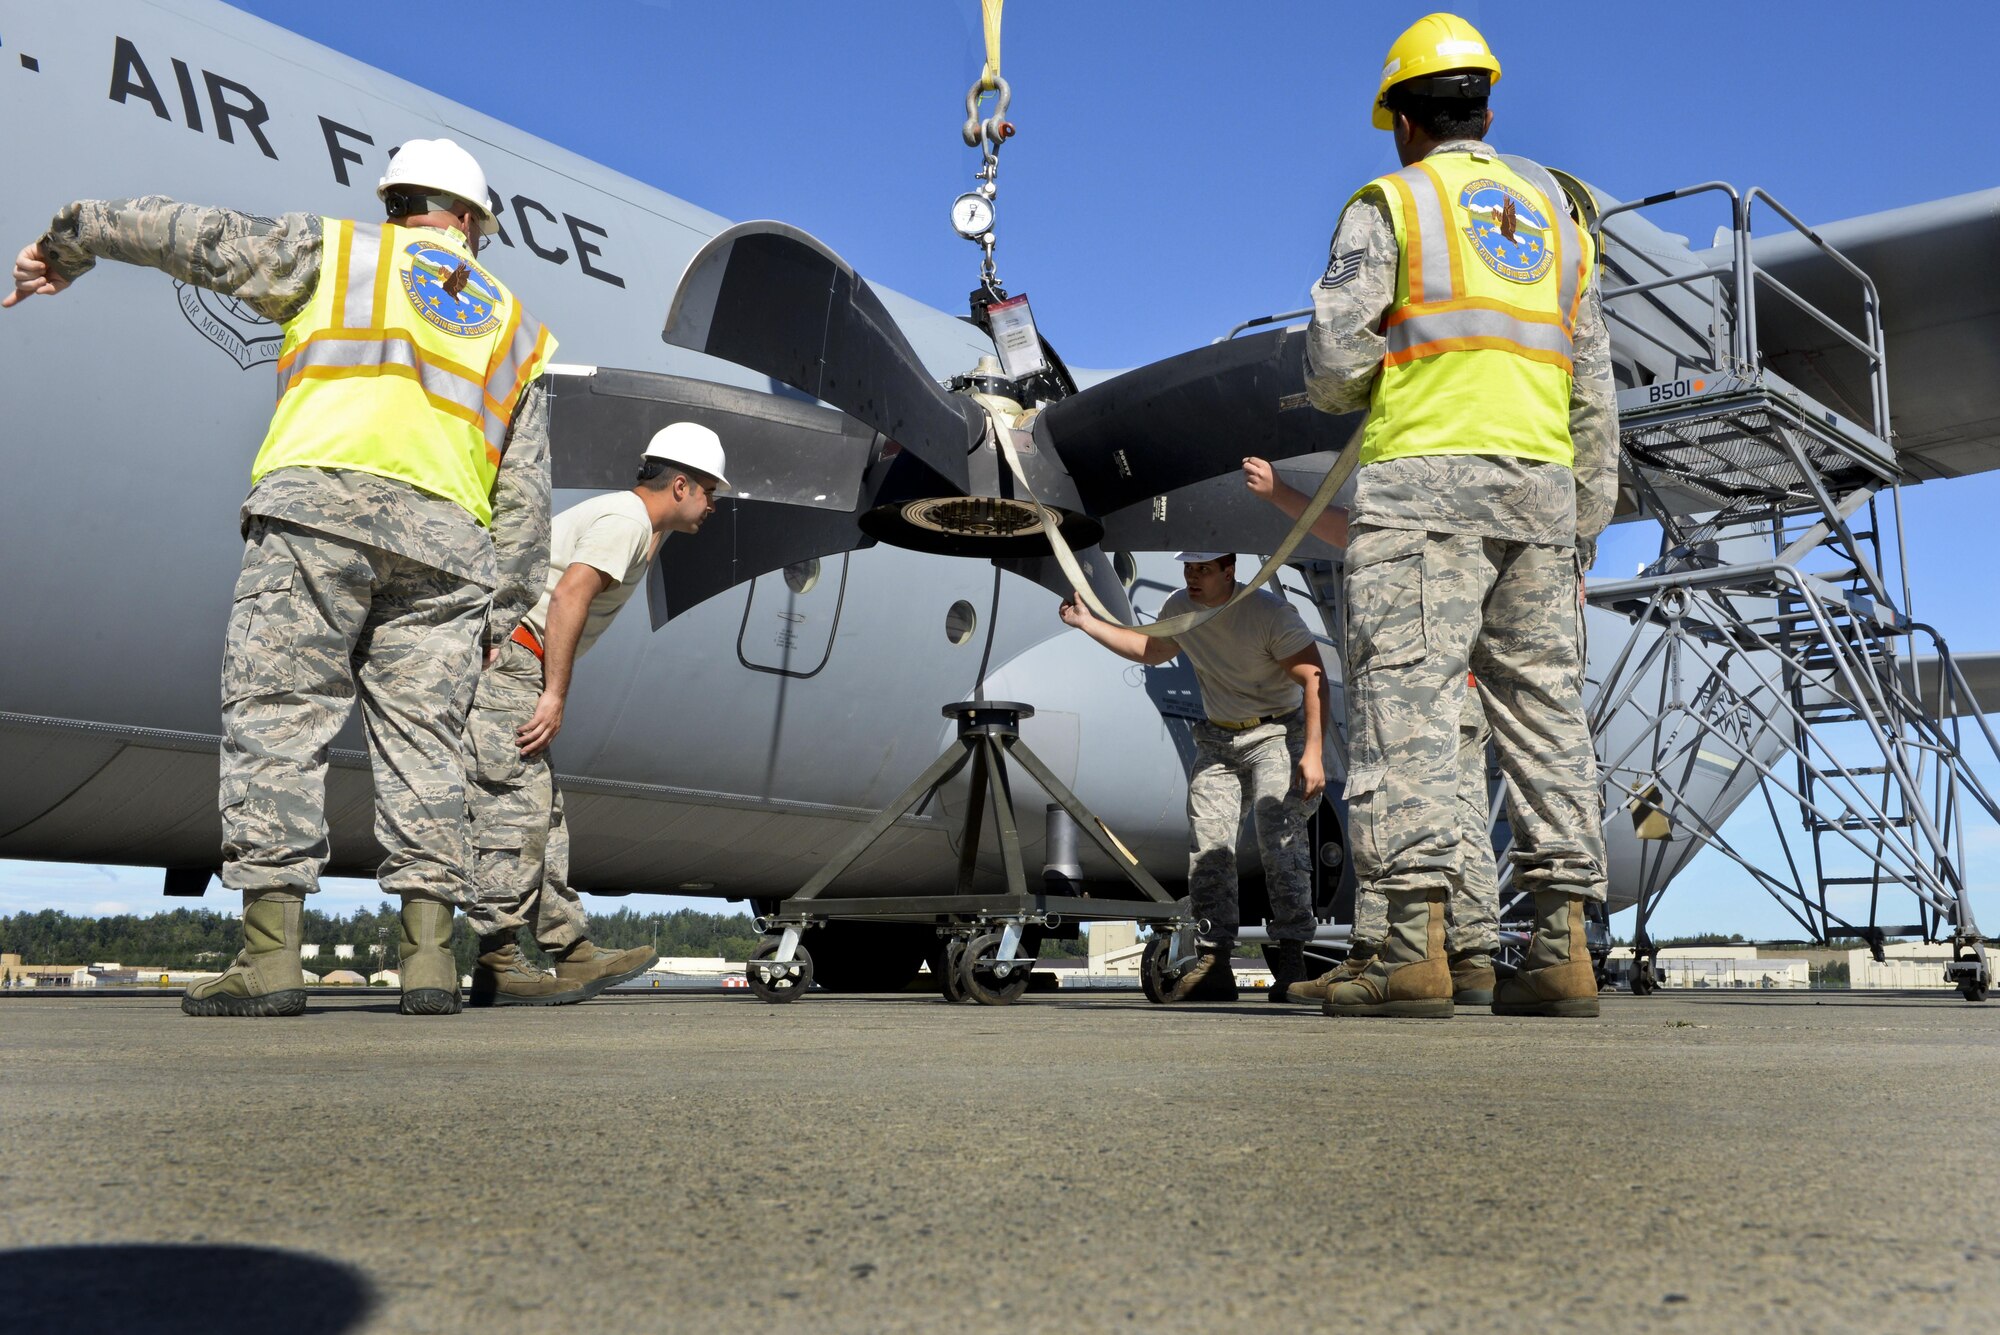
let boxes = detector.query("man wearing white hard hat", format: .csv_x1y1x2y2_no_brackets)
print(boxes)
460,424,728,1005
1059,551,1329,1003
4,139,557,1018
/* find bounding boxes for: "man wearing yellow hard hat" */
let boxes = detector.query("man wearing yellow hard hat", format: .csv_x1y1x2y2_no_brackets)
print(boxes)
1302,14,1619,1019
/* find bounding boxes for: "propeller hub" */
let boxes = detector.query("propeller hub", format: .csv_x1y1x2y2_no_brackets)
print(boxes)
901,496,1052,539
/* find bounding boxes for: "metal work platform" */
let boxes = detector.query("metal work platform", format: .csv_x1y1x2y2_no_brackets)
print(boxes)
745,700,1195,1005
1586,181,1996,1000
1616,366,1898,511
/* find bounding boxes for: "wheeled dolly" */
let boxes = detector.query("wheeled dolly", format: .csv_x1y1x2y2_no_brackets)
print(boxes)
744,701,1195,1005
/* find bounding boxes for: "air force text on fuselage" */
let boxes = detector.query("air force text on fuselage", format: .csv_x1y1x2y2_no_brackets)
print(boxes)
100,33,624,289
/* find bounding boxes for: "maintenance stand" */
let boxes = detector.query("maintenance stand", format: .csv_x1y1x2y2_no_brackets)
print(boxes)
745,701,1195,1005
1585,182,1996,1001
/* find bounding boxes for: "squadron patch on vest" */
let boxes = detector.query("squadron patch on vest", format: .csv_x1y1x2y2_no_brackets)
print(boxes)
1320,249,1365,289
399,241,503,337
1458,179,1554,284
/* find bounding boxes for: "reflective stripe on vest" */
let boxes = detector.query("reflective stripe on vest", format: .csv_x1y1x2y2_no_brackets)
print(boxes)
1355,151,1592,469
250,218,556,525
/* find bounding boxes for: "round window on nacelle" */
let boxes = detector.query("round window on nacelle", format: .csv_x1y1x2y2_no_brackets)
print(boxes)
783,559,821,595
945,600,978,646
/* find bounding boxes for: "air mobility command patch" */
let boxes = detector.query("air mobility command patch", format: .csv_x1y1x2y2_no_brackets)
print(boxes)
1459,179,1554,284
400,241,502,337
174,281,283,369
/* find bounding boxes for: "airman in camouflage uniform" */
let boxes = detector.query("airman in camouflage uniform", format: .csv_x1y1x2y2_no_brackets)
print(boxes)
1243,460,1504,1005
1302,44,1617,1018
1062,552,1330,1004
1325,695,1500,1001
459,426,726,1006
7,178,552,1019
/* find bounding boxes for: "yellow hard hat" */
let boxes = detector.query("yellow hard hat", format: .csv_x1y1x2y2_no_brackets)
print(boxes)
1372,13,1502,130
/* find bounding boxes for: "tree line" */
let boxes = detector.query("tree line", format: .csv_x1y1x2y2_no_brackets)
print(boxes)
0,903,765,973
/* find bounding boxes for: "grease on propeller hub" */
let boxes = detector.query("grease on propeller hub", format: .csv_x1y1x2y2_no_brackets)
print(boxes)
902,496,1052,538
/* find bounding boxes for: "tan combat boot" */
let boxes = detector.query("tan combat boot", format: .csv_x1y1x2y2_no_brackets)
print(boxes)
1492,892,1600,1017
398,897,462,1016
470,938,595,1007
182,890,307,1017
1450,950,1497,1006
1279,941,1377,1005
1168,938,1239,1002
1325,890,1453,1018
552,940,658,996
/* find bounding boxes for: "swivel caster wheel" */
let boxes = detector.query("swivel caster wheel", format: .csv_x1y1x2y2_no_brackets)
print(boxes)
746,938,814,1003
939,937,973,1004
960,931,1033,1007
1141,934,1183,1005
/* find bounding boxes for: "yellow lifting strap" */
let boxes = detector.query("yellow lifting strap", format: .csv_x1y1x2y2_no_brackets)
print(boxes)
979,0,1004,91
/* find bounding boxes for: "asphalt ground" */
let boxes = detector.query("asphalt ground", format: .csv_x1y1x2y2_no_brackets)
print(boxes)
2,989,1996,1333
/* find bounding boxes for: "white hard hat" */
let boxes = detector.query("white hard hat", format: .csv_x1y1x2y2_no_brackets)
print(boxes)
644,422,730,492
377,138,499,237
1176,551,1232,563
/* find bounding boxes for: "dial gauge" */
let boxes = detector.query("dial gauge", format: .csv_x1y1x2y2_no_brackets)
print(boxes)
950,191,995,238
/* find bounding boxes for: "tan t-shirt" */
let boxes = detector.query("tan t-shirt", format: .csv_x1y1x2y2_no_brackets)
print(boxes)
519,491,658,659
1158,586,1317,723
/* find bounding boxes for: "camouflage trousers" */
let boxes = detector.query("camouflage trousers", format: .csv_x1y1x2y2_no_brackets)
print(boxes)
219,518,486,904
1342,525,1606,905
1187,709,1316,942
1351,690,1500,953
459,639,587,949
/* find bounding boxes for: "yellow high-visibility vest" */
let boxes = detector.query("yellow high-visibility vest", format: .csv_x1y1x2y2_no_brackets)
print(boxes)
1353,150,1591,468
251,218,556,526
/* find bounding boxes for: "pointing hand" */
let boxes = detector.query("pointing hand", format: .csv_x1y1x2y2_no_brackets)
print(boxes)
4,242,69,308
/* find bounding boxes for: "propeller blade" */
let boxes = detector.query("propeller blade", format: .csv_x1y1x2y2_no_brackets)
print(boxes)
1035,327,1360,516
648,499,874,628
663,221,979,491
1096,456,1350,561
545,366,874,509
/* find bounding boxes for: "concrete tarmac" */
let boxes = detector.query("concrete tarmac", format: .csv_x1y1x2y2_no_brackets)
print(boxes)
2,989,1996,1333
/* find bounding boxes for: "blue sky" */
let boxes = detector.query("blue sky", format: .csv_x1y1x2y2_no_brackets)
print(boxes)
6,1,1999,937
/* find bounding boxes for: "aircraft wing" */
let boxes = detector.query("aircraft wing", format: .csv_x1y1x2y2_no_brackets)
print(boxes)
1902,651,2000,722
1701,188,2000,483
